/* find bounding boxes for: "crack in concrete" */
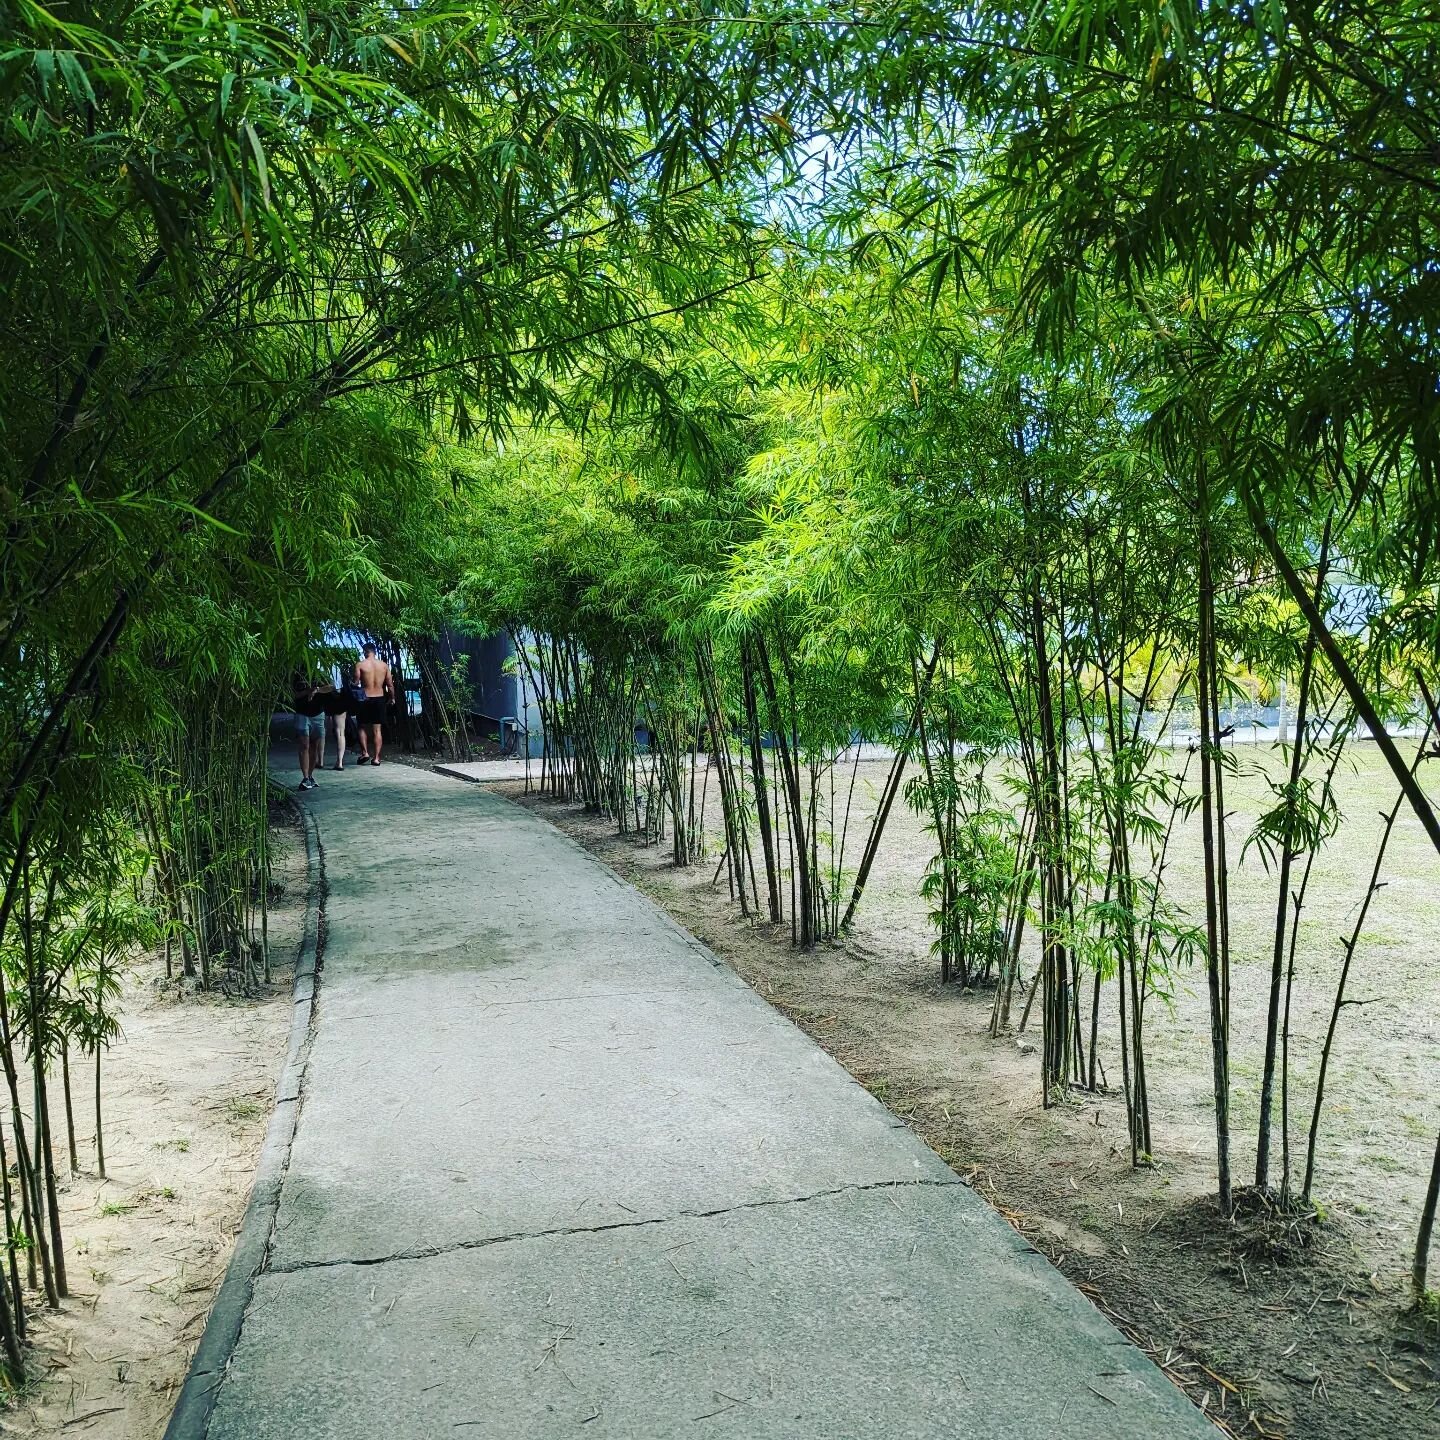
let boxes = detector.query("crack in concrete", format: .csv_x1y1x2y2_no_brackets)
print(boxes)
264,1175,961,1277
477,988,694,1009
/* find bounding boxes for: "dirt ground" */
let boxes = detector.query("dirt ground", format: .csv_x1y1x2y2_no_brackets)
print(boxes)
495,739,1440,1440
2,820,301,1437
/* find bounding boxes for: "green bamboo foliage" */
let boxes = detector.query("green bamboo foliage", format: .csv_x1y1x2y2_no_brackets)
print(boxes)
461,246,1439,1302
2,0,1437,1385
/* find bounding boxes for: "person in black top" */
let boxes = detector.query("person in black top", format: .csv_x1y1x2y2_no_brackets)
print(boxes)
320,675,353,770
291,671,327,791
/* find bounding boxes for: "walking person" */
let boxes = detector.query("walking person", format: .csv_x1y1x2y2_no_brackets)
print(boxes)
291,671,326,791
354,642,394,766
322,674,352,770
345,665,370,763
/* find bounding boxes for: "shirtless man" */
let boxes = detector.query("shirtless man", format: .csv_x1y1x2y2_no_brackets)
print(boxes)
354,642,393,766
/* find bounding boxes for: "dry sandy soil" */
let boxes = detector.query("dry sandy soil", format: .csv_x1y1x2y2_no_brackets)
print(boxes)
1,820,301,1437
495,739,1440,1440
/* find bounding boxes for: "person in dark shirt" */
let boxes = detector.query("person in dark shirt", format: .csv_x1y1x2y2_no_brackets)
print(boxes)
320,674,353,770
291,671,326,791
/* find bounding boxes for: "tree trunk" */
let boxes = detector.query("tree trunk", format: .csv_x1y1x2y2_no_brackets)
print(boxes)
1257,602,1319,1190
1198,510,1233,1216
742,641,781,923
0,1114,24,1342
1415,1129,1440,1301
755,632,813,948
61,1042,78,1173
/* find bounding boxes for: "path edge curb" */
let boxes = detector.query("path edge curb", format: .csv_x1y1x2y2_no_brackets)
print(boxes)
162,797,326,1440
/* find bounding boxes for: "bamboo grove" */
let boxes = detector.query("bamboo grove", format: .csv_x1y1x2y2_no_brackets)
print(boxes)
461,294,1440,1313
1,0,1438,1393
0,0,908,1384
456,0,1440,1301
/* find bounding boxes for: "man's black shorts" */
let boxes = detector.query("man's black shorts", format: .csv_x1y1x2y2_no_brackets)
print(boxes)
357,696,386,725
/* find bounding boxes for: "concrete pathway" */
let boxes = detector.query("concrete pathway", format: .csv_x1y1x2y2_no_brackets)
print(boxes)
199,761,1213,1439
